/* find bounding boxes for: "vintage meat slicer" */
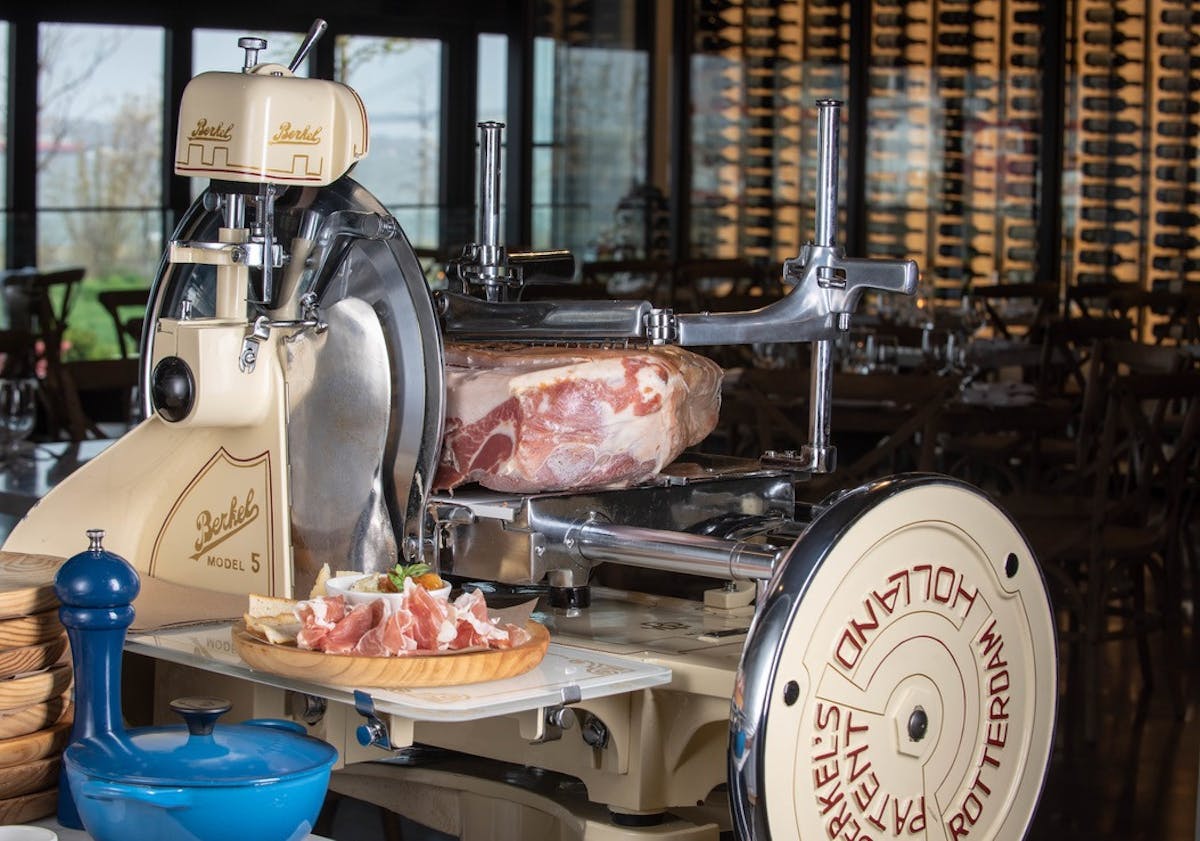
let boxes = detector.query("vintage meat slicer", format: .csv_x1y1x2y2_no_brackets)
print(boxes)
5,25,1057,840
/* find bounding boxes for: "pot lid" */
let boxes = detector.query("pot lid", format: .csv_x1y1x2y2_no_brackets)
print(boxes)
65,697,337,787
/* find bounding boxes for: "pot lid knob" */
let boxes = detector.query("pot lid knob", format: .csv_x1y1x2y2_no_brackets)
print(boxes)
169,696,233,737
54,528,140,610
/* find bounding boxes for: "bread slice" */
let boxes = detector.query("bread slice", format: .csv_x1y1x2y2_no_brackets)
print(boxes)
244,593,301,645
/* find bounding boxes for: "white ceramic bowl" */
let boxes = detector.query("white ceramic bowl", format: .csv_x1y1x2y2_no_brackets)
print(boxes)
324,573,451,610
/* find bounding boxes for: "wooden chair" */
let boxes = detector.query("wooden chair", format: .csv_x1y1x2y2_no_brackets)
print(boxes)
98,289,150,359
970,281,1059,340
2,268,92,440
1007,342,1198,739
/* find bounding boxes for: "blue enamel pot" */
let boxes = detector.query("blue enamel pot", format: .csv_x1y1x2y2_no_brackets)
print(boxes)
63,698,337,841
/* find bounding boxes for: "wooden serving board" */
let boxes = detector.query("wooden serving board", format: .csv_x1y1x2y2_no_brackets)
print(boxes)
0,717,72,769
232,621,550,688
0,634,68,680
0,694,69,741
0,553,63,621
0,665,72,713
0,610,63,650
0,755,59,799
0,787,57,824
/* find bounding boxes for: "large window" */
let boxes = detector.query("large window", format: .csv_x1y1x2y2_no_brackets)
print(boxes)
336,36,442,249
36,23,164,359
530,24,649,259
193,29,308,76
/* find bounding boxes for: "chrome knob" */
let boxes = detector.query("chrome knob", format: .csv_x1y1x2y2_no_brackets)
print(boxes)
238,37,267,71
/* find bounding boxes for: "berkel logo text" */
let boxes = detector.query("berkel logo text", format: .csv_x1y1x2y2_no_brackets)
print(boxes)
192,489,260,558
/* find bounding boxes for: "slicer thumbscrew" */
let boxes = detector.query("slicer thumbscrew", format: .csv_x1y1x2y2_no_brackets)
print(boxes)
238,37,267,71
86,529,105,552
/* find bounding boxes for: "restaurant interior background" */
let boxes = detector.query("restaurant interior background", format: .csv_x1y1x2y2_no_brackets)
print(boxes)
1,1,1199,839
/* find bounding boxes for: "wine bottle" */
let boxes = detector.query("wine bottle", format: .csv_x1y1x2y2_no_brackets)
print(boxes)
938,10,994,25
1161,8,1200,25
1154,232,1200,249
1085,8,1141,23
938,243,991,258
1079,249,1127,266
1156,143,1197,160
697,14,735,33
1008,223,1038,240
1012,31,1041,48
1160,54,1200,71
1080,227,1135,244
1152,255,1200,271
1152,119,1200,137
699,34,738,52
938,222,983,237
1084,29,1141,46
1081,205,1137,223
1155,210,1200,227
1007,159,1038,176
1155,164,1199,181
1077,272,1122,285
1082,117,1137,133
1158,98,1200,115
1082,95,1130,111
1081,139,1138,156
937,52,981,68
1081,74,1133,91
938,32,995,47
1082,183,1137,200
1156,30,1200,48
809,12,844,28
1011,74,1039,90
1155,186,1200,204
1084,52,1141,69
1012,51,1041,69
1013,10,1042,24
1158,75,1200,93
1082,161,1138,178
1011,95,1040,111
876,33,927,48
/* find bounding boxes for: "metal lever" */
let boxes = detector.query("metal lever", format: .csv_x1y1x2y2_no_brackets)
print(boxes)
288,19,328,74
353,690,391,749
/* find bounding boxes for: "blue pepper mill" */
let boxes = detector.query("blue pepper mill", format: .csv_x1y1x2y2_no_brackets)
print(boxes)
53,528,141,830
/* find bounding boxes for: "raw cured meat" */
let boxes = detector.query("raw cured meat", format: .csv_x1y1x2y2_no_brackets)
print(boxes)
435,343,723,493
295,579,529,656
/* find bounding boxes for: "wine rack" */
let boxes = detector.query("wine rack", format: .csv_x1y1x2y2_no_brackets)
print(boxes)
690,0,849,262
862,0,1046,302
1060,0,1200,333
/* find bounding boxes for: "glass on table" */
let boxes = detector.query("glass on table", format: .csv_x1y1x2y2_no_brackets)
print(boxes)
0,377,38,467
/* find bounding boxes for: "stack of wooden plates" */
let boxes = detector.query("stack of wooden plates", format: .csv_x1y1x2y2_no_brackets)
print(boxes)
0,552,72,824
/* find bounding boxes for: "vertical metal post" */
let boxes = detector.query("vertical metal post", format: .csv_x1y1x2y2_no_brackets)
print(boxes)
814,99,841,248
806,99,843,474
475,121,506,301
477,121,504,265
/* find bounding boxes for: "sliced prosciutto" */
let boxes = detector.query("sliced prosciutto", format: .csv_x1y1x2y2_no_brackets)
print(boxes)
294,584,529,656
434,343,723,493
